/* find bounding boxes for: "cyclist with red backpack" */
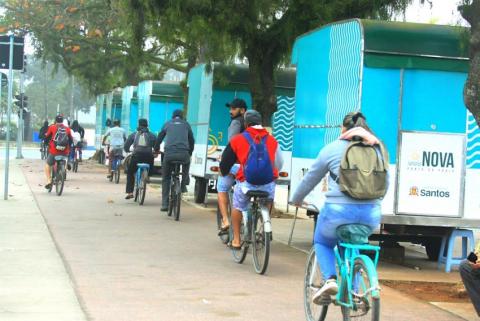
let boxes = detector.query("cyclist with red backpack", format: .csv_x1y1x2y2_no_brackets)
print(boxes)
291,112,389,303
219,110,284,250
43,115,73,190
124,118,157,199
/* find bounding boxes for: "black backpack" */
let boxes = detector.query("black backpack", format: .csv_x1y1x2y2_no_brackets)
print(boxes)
53,126,69,151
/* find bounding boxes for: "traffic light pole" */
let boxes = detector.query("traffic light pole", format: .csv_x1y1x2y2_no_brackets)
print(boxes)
16,70,24,159
4,35,14,200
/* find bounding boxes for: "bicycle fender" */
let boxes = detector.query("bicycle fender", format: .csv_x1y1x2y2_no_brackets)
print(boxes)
260,206,272,233
354,254,380,299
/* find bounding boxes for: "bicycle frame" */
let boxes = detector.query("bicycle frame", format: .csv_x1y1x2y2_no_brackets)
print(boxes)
334,242,381,309
135,166,148,186
112,155,122,171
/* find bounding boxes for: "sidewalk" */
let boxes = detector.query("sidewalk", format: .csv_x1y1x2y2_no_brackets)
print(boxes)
0,160,87,321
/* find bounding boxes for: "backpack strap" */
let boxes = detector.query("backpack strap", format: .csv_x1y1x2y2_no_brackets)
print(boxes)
242,132,254,145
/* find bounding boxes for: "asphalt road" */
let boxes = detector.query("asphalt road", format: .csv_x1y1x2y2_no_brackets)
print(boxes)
21,159,464,321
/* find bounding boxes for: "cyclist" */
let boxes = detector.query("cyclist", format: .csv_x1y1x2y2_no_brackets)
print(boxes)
154,109,194,211
219,110,283,250
291,112,388,303
39,119,49,156
102,119,126,179
39,120,49,140
217,98,247,233
71,120,85,161
43,115,73,190
124,118,156,199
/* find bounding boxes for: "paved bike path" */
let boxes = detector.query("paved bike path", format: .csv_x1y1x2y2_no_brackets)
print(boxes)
16,159,468,320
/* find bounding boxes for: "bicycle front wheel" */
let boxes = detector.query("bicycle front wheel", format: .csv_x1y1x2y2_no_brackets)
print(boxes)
304,247,329,321
252,209,270,275
55,164,65,196
341,256,380,321
230,221,248,264
138,170,147,205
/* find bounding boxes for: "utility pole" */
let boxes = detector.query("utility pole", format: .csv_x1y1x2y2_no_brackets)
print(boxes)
70,75,74,120
16,69,25,159
44,62,48,120
4,35,14,200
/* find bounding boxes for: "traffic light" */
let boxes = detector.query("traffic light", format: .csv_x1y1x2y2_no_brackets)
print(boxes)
14,93,28,108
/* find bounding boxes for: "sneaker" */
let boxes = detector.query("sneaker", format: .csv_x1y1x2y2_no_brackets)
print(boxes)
67,163,72,170
160,206,168,212
312,279,338,305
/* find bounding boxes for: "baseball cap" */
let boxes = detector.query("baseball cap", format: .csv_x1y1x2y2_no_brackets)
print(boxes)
225,98,247,110
244,110,262,126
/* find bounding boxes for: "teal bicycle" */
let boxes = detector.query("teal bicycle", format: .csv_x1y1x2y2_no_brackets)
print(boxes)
304,207,380,321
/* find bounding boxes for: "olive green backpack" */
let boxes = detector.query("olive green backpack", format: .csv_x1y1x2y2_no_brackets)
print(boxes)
330,141,389,200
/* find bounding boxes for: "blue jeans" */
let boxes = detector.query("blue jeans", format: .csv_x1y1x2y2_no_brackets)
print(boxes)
314,203,381,279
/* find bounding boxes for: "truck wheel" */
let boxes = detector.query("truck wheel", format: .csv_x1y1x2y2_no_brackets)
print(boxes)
194,178,207,204
424,237,442,261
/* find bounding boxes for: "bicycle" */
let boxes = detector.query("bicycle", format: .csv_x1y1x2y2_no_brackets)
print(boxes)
109,150,123,184
40,141,48,160
134,163,150,205
47,155,68,196
72,146,81,173
167,161,185,221
230,190,272,275
304,216,381,321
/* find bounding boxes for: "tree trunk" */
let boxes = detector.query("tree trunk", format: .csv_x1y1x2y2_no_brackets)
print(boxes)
460,0,480,126
182,50,198,118
246,46,277,127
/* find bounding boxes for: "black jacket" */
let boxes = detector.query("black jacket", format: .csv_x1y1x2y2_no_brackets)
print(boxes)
155,117,195,155
124,127,157,154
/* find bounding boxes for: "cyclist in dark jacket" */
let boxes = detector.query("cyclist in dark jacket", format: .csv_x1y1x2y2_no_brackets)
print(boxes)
154,109,194,211
39,120,49,140
124,118,157,199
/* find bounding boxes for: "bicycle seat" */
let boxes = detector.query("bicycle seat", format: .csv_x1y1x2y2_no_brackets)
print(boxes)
336,224,372,244
54,155,68,161
246,190,270,199
137,163,150,169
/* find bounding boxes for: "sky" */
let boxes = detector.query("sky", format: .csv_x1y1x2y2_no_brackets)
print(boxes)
399,0,468,26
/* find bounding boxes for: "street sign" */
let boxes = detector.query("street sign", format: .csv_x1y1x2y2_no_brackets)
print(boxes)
0,36,24,70
0,72,6,87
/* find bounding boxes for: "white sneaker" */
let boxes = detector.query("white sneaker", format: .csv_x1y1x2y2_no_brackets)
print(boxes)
312,279,338,305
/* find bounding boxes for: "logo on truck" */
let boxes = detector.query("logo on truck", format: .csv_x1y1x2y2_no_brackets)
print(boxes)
408,151,454,172
409,186,450,198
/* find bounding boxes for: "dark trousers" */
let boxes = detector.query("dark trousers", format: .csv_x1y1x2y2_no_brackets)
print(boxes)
460,260,480,316
161,151,190,207
126,152,154,193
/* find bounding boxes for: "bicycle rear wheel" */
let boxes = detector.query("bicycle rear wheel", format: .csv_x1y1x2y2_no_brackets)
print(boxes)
341,256,380,321
73,159,78,172
252,208,270,275
167,179,175,217
173,178,181,221
138,170,147,205
114,164,120,184
230,218,248,264
304,247,329,321
55,163,65,196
